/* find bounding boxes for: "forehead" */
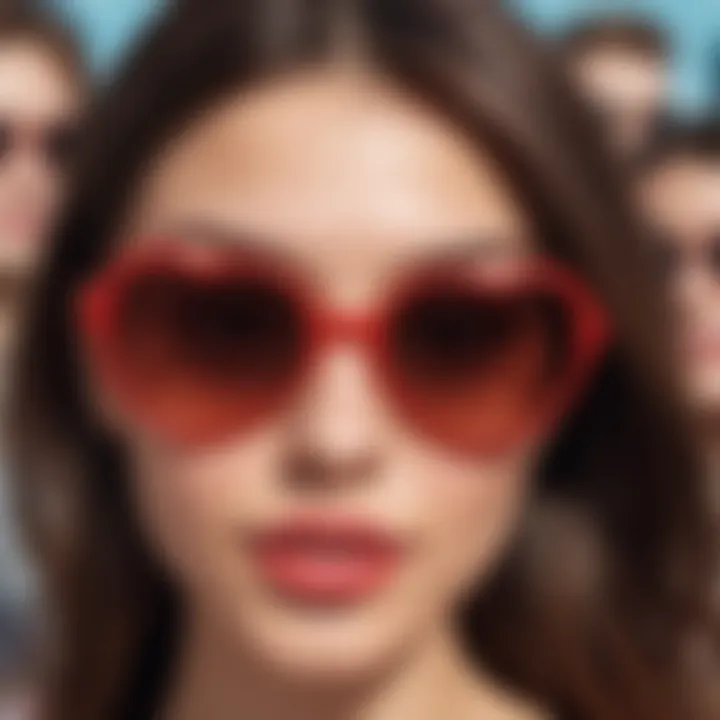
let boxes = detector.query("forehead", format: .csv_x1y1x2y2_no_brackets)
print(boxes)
641,157,720,236
130,69,531,276
0,39,80,119
573,46,666,103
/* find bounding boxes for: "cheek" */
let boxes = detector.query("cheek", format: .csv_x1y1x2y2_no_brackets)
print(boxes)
0,169,60,267
128,433,280,592
701,289,720,329
677,285,720,390
676,279,720,321
411,451,532,603
687,365,720,412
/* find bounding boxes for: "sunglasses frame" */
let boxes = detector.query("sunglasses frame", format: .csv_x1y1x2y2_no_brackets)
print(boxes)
0,118,78,170
76,241,611,456
657,234,720,280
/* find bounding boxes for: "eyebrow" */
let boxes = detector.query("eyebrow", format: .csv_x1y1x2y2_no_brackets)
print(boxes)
410,235,531,267
127,220,299,267
136,221,530,265
140,221,270,250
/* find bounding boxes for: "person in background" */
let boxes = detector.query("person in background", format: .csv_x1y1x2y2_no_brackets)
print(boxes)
638,120,720,488
0,1,84,378
8,2,718,720
558,17,672,164
0,0,86,705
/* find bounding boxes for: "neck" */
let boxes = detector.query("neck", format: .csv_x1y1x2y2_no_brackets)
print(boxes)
161,608,539,720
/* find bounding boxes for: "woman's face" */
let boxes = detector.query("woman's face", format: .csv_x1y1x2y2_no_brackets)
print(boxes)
0,39,81,275
112,70,541,681
641,157,720,416
571,47,667,159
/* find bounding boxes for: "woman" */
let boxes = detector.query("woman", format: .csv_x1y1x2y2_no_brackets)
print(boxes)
638,120,720,490
0,0,85,682
8,1,717,719
0,1,84,280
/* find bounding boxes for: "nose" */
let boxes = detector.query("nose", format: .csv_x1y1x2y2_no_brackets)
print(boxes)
283,347,388,491
9,150,54,205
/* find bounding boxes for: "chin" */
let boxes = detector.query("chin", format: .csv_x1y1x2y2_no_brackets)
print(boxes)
234,598,424,685
0,243,39,276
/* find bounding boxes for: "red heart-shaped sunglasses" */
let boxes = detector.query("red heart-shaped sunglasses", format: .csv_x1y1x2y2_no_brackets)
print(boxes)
75,241,611,455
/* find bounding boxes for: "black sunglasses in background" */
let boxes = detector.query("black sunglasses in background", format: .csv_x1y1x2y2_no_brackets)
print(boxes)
0,117,79,171
654,230,720,280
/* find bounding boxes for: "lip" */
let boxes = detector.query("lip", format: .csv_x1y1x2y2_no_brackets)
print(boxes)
687,332,720,360
0,209,43,242
250,514,404,606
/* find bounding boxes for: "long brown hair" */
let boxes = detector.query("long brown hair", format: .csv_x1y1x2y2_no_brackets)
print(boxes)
8,1,717,719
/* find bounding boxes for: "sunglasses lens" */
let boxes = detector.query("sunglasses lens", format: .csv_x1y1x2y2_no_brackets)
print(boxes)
709,234,720,279
0,122,11,163
389,285,570,452
652,233,680,280
109,266,304,442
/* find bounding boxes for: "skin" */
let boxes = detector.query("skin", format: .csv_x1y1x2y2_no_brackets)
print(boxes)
0,38,81,273
571,46,668,159
0,42,82,665
0,38,81,404
98,69,550,720
640,157,720,476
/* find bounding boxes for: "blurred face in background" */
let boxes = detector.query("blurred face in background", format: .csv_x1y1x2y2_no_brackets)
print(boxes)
0,35,82,403
571,45,668,159
94,69,557,685
641,156,720,417
0,36,81,277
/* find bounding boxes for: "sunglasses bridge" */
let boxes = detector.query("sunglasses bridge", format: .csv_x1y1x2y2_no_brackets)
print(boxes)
317,312,377,347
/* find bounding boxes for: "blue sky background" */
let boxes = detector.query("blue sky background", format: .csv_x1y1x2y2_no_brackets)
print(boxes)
52,0,719,113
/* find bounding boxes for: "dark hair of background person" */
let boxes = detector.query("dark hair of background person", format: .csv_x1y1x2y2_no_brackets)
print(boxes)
557,15,670,64
0,0,87,89
6,1,718,720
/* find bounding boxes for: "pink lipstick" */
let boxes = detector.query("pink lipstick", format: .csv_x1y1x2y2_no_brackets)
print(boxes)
251,515,403,605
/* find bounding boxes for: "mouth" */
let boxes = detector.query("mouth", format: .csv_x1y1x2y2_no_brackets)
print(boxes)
250,514,404,606
0,209,44,243
686,330,720,361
